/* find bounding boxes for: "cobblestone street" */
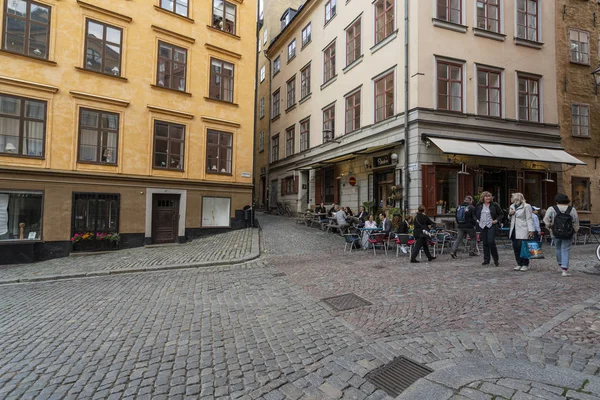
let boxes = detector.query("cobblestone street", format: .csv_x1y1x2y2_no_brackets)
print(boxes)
1,213,600,399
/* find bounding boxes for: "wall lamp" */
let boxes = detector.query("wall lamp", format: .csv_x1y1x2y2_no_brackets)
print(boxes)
592,66,600,95
542,170,554,183
364,159,372,170
424,138,432,149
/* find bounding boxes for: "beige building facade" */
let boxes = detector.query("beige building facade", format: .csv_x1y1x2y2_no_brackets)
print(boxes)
0,0,256,263
265,0,584,222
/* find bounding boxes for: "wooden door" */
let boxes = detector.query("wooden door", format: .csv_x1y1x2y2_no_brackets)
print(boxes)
152,194,179,244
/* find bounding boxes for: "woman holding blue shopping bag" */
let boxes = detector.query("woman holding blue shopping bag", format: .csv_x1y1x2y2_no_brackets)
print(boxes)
508,193,535,272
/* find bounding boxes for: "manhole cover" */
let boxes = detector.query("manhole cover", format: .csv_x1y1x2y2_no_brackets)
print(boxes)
272,272,286,277
321,293,372,311
365,356,433,397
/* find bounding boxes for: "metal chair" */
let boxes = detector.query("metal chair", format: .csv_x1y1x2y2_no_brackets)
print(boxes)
395,234,413,257
368,233,388,255
343,233,361,252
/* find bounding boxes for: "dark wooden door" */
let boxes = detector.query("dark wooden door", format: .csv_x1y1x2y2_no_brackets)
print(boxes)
152,194,179,244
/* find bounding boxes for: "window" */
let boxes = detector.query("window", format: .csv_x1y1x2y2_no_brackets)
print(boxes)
273,56,281,75
258,38,261,52
85,19,122,76
476,0,499,32
345,90,360,133
259,131,264,152
375,72,394,122
0,191,43,241
281,176,298,195
263,29,268,44
288,39,296,61
157,41,187,91
300,118,310,152
518,75,539,122
346,18,361,66
571,104,589,137
325,0,336,24
285,126,295,157
202,197,231,227
572,177,590,211
323,41,336,83
212,0,236,34
286,76,296,109
2,0,50,59
516,0,538,42
437,0,462,24
160,0,188,17
300,64,311,99
437,60,462,112
272,89,280,118
78,108,119,164
323,105,335,141
72,193,119,240
260,65,265,82
259,97,265,118
153,120,185,170
477,68,501,117
374,0,394,44
209,58,234,102
271,134,279,162
569,29,589,65
302,23,312,47
0,94,45,157
206,129,232,174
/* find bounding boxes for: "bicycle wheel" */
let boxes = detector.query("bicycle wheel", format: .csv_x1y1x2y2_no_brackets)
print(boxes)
596,244,600,262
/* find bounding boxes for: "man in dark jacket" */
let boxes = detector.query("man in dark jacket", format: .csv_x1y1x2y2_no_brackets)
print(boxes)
450,195,477,258
475,191,504,266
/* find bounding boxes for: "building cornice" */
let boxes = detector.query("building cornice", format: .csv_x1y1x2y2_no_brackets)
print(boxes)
70,91,130,107
0,75,59,93
151,25,196,44
205,43,242,59
147,105,194,119
77,0,133,23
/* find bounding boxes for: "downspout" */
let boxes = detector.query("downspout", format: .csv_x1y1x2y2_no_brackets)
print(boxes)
403,0,410,217
264,50,273,211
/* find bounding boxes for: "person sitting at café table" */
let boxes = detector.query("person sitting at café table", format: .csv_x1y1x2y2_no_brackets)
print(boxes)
356,206,369,222
345,206,354,217
361,215,378,249
334,206,349,233
328,203,337,217
396,215,412,253
380,212,392,237
315,202,326,214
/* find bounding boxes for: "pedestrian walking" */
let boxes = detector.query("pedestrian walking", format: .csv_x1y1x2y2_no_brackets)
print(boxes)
450,195,477,259
543,193,579,277
475,191,504,267
508,192,535,272
410,205,436,263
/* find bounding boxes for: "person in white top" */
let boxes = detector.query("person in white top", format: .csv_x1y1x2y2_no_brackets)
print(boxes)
362,215,378,249
508,192,535,272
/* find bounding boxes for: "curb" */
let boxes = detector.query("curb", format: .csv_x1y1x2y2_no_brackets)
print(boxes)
0,229,261,285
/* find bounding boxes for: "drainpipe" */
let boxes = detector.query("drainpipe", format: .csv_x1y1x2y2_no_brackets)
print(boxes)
264,50,273,211
403,0,410,217
251,12,261,227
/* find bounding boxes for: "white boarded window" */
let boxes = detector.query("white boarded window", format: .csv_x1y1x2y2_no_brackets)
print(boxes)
202,197,231,227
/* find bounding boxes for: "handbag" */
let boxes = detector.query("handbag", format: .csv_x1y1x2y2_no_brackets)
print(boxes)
520,241,530,259
414,215,432,238
526,240,544,259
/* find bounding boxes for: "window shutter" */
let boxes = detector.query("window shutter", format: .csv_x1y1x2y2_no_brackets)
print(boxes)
314,170,322,204
281,179,285,196
458,172,474,204
294,176,299,194
422,165,436,215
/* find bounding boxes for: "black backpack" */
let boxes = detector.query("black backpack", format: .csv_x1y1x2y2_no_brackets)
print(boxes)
455,205,468,224
551,205,575,239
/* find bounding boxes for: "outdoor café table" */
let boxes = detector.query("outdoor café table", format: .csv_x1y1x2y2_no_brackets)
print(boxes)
359,227,381,250
312,213,327,228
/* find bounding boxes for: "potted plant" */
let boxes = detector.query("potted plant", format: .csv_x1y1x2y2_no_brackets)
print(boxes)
71,232,95,252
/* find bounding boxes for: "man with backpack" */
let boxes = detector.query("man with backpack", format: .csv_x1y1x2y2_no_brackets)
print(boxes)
543,193,579,277
450,195,477,259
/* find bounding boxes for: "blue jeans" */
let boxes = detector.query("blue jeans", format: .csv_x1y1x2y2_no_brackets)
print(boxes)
554,238,572,270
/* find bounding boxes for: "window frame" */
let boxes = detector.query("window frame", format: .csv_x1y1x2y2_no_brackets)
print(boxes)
437,0,462,24
286,76,296,109
374,0,394,44
77,108,120,165
259,97,265,118
300,63,311,99
206,129,233,175
71,192,120,239
476,67,502,118
571,176,591,212
2,0,51,60
0,190,44,241
300,117,310,152
301,23,312,47
571,103,590,137
152,120,185,171
273,56,281,76
260,65,265,82
159,0,189,17
285,125,295,157
209,57,235,103
476,0,500,33
156,40,188,91
345,89,361,133
322,104,335,141
324,0,337,25
517,74,540,123
272,89,280,119
259,130,264,152
346,17,361,66
0,93,46,158
263,29,268,44
516,0,538,42
436,60,464,112
287,38,296,61
271,133,280,162
569,29,590,65
323,41,336,83
374,71,394,122
211,0,237,35
84,19,123,77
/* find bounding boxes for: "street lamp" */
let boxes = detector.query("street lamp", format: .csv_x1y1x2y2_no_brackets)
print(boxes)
592,65,600,95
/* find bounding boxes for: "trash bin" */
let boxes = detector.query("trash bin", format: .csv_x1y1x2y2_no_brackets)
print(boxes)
243,205,252,228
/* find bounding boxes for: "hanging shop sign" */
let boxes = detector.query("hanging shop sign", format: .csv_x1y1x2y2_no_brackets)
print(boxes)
373,154,391,168
349,176,357,186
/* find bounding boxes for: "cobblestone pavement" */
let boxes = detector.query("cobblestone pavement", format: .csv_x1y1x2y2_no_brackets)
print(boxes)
0,229,256,283
1,213,599,399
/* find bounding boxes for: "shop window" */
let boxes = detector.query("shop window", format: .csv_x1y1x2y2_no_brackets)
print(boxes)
0,191,42,240
572,177,590,211
72,192,119,236
323,168,335,203
202,196,230,227
422,165,464,216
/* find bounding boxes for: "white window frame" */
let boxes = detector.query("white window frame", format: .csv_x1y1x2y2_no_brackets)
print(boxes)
260,65,265,82
288,39,296,61
569,29,590,65
263,29,268,44
571,103,590,137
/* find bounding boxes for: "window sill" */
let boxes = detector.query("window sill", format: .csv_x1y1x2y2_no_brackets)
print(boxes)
0,152,44,159
571,134,591,139
474,114,506,123
570,60,590,66
206,171,233,176
260,114,265,120
432,18,468,33
77,160,118,166
301,40,312,50
258,149,264,153
514,37,544,49
203,96,238,106
153,5,195,23
285,104,297,113
433,109,467,117
473,27,506,42
206,25,241,40
151,84,191,96
299,93,312,104
0,49,57,66
153,167,184,172
370,30,398,55
324,14,337,28
76,67,128,81
320,75,337,91
271,114,281,122
516,119,544,126
273,70,280,77
287,55,296,64
343,55,364,74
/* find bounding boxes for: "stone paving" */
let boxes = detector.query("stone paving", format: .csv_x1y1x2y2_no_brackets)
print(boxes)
0,228,257,283
0,213,599,399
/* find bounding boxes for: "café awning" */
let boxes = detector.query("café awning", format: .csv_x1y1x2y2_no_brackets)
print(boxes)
427,137,585,165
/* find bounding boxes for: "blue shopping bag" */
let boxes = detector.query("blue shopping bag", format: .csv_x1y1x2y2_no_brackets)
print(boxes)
526,240,544,259
520,241,530,259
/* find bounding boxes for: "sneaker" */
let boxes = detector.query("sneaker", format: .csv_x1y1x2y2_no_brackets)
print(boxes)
450,252,457,259
513,266,522,271
520,266,529,272
561,270,571,277
401,246,408,254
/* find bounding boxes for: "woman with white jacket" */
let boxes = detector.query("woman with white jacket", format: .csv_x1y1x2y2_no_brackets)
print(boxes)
509,192,535,271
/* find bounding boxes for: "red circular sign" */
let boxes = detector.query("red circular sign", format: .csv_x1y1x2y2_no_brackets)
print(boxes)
349,176,357,186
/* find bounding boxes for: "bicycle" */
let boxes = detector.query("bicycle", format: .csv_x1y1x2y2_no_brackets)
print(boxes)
275,202,292,217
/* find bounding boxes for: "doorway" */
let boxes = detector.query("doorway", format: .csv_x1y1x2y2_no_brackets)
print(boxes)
152,194,179,244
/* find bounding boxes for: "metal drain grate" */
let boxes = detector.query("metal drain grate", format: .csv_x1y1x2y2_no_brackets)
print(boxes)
365,356,433,397
272,272,286,277
321,293,372,311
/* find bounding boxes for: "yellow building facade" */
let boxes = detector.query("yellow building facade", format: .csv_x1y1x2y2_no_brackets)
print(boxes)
0,0,256,262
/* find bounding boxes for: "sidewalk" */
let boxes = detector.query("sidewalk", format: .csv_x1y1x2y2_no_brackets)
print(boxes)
0,228,260,285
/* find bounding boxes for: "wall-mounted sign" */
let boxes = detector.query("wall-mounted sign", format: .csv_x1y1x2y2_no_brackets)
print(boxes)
373,154,391,168
241,172,251,178
408,163,418,172
348,176,357,186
